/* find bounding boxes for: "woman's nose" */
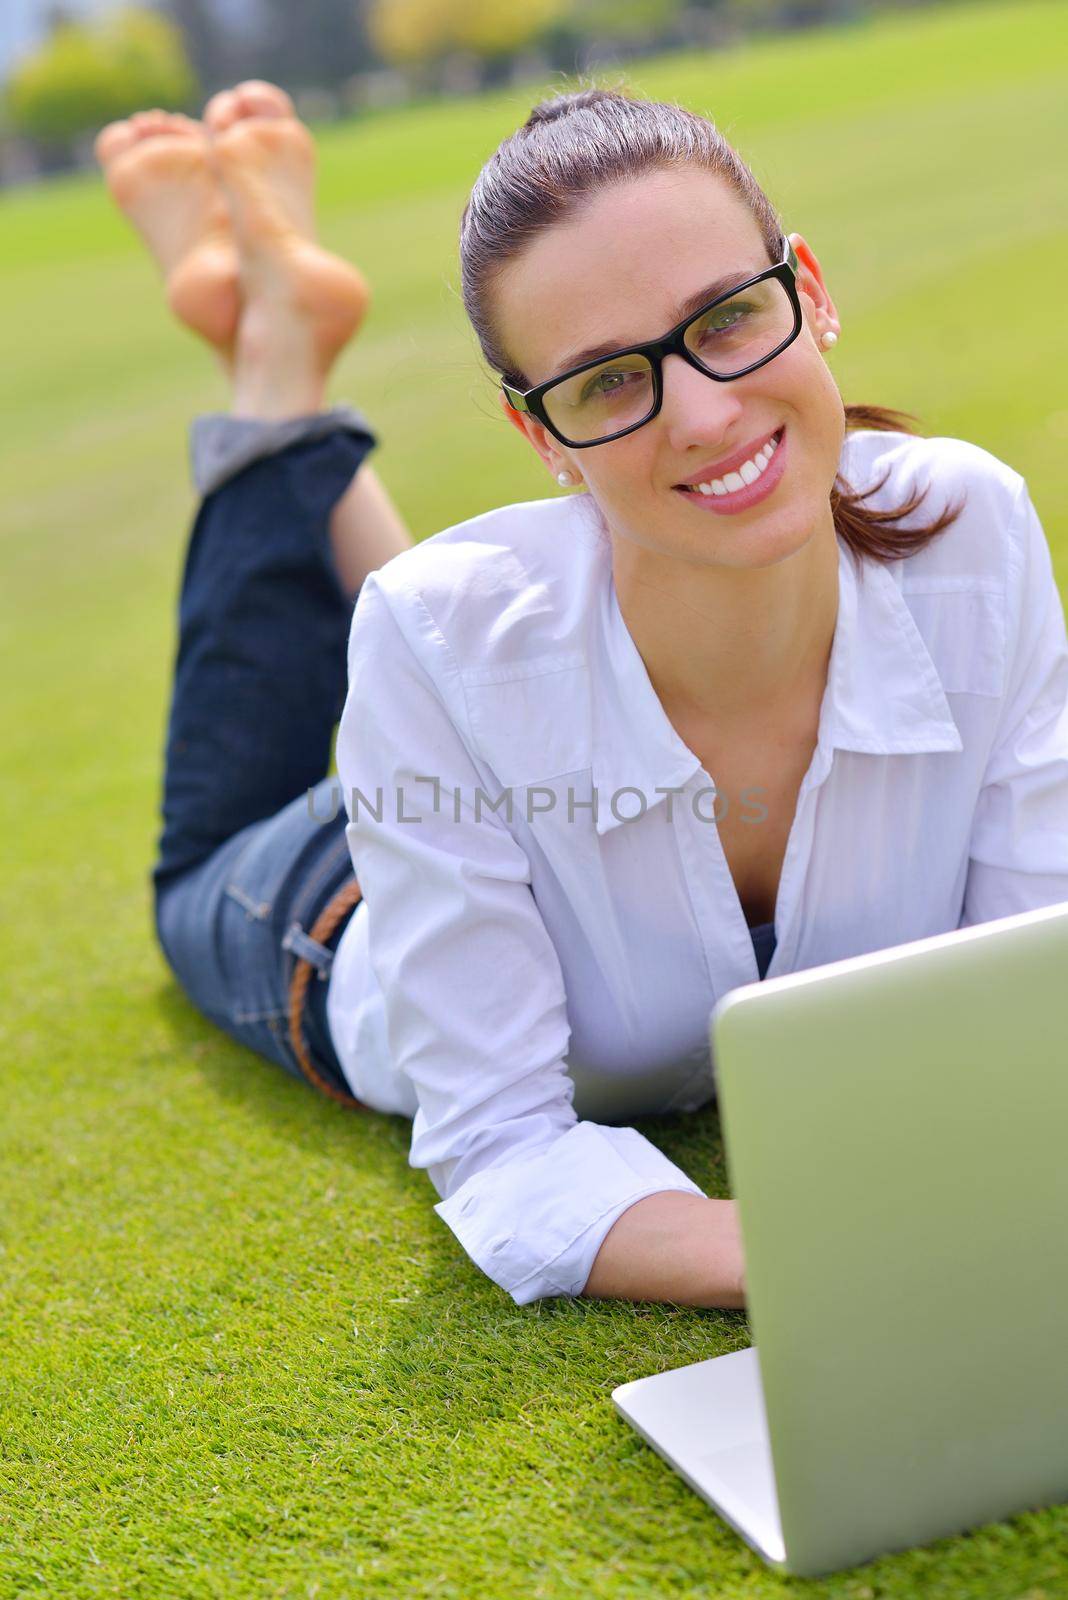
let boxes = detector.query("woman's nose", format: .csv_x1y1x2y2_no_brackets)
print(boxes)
658,352,746,452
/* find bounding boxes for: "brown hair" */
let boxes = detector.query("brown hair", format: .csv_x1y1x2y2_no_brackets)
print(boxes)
459,87,964,566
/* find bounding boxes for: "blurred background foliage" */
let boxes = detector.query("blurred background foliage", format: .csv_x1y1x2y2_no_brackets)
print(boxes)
368,0,567,70
1,0,969,180
6,8,194,147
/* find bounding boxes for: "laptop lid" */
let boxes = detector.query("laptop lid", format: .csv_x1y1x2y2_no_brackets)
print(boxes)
710,901,1068,1577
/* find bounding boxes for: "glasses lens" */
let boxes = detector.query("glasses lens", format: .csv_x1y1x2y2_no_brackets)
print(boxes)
542,353,656,444
684,276,797,376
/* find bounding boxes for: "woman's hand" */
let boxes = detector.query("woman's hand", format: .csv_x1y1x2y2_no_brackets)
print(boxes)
580,1191,747,1309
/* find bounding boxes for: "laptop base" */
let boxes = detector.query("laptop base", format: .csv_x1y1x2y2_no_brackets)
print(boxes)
612,1346,785,1567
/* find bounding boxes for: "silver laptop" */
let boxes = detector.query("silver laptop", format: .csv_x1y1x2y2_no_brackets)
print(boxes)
612,900,1068,1577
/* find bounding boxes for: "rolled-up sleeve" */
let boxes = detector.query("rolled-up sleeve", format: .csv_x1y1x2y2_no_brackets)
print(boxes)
334,572,704,1306
961,481,1068,927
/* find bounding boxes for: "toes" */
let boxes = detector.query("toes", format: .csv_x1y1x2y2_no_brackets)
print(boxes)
125,109,205,143
97,110,203,166
94,119,138,167
97,111,207,175
131,110,171,135
204,80,296,136
203,89,240,135
166,112,205,138
232,80,296,120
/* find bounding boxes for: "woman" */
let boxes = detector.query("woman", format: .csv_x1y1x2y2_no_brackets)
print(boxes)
97,83,1068,1313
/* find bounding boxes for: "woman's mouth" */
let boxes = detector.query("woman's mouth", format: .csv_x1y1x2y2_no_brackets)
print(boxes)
673,427,787,515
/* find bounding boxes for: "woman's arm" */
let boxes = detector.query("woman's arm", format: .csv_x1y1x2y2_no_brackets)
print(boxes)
336,570,717,1309
959,479,1068,926
580,1191,746,1309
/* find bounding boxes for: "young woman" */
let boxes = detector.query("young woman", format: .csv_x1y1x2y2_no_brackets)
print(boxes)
97,83,1068,1314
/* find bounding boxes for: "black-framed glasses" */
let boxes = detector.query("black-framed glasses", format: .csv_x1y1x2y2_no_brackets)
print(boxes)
501,236,801,449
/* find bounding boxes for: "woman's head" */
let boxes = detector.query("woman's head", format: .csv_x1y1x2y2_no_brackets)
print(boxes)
461,88,787,380
460,88,962,569
459,88,844,572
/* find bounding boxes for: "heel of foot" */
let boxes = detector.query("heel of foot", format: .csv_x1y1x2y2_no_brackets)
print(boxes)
288,248,371,357
167,241,241,350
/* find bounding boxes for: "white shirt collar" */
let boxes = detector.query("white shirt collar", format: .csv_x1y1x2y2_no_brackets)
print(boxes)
590,533,963,836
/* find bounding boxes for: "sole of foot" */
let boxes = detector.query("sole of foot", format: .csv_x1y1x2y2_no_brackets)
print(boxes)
204,81,370,370
95,109,240,351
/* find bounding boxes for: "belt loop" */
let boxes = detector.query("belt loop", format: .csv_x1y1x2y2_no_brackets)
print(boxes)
286,877,368,1109
283,922,337,978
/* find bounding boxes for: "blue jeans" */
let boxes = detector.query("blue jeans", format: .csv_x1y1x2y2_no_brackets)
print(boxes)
152,426,375,1102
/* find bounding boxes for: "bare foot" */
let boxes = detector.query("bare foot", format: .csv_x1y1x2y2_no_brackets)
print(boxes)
203,81,370,417
99,84,409,589
95,110,240,354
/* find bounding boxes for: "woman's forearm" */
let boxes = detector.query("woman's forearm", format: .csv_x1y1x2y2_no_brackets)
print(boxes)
579,1192,746,1309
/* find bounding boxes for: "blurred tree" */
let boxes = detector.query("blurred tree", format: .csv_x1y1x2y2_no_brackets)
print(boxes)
576,0,686,33
543,0,687,70
369,0,565,70
453,0,566,55
368,0,453,67
5,7,196,146
113,7,197,99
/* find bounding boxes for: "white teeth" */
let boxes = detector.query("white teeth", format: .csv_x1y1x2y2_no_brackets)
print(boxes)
683,431,781,498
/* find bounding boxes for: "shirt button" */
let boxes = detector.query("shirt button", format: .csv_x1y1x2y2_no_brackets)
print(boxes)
460,1196,477,1215
490,1237,511,1254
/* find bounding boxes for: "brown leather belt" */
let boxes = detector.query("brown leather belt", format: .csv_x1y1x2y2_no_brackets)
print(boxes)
287,875,369,1109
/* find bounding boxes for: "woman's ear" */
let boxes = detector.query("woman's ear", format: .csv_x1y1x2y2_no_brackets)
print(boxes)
498,390,568,478
788,232,840,342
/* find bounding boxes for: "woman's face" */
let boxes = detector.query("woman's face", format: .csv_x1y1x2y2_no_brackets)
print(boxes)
494,166,844,572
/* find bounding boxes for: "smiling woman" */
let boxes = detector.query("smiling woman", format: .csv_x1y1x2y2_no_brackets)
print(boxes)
106,81,1068,1315
465,90,964,570
334,88,1067,1308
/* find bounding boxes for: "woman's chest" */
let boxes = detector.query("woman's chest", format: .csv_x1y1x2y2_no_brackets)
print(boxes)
517,744,978,1119
688,730,819,927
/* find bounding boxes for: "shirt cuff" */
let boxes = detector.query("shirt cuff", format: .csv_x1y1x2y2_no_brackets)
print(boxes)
432,1121,706,1306
189,403,376,497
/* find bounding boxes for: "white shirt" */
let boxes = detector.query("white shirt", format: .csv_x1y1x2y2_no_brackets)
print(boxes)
326,429,1068,1306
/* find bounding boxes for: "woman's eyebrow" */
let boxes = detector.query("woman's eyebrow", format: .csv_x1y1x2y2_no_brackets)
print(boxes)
551,266,761,375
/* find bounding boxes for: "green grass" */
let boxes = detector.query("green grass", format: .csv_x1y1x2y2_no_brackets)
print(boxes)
2,1,1067,1594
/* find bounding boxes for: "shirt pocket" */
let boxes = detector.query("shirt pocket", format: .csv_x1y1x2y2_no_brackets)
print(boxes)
461,656,592,785
903,583,1007,699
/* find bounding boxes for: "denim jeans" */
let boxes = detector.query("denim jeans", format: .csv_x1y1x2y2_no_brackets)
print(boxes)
152,424,375,1101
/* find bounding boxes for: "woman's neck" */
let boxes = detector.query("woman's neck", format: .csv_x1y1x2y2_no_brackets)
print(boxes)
611,514,841,731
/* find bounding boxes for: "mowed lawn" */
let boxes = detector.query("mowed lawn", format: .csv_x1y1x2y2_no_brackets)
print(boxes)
2,1,1067,1595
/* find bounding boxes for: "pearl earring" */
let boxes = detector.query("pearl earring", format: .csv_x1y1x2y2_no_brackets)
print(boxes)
557,469,576,487
820,330,838,349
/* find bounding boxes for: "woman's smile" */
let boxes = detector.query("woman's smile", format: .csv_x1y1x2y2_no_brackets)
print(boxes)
673,425,787,515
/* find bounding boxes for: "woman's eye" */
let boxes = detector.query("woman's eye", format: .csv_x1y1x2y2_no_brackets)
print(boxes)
700,304,749,337
583,368,638,402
